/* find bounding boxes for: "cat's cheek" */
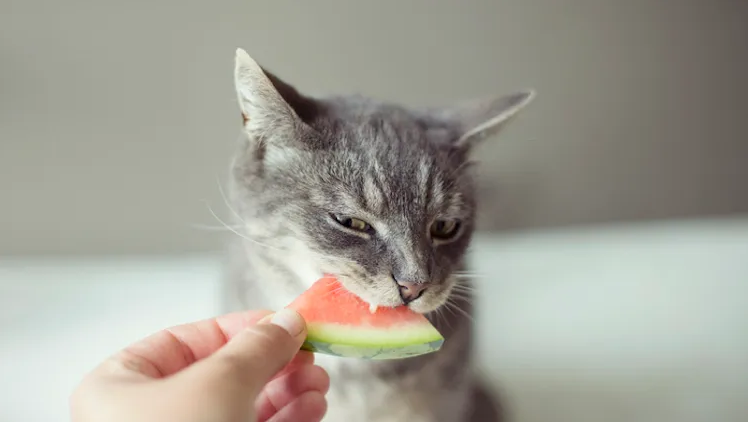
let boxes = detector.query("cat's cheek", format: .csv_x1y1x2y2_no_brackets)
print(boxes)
278,238,326,289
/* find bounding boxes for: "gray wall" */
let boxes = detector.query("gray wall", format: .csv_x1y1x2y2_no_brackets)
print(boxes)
2,0,747,255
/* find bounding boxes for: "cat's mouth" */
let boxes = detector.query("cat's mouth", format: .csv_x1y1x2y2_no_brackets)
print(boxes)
331,273,409,309
329,272,449,315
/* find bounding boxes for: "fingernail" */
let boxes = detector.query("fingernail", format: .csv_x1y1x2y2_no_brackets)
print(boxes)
267,309,305,337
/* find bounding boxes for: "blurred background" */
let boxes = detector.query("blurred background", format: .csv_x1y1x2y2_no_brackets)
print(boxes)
1,1,747,421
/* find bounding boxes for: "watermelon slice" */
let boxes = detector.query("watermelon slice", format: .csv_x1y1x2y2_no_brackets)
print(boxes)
286,275,444,360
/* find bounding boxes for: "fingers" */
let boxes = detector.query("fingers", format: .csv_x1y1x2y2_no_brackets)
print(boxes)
255,364,330,422
271,351,315,382
181,309,307,396
266,391,327,422
110,310,273,378
73,309,328,422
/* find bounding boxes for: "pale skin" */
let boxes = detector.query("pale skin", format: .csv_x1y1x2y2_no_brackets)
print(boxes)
70,309,330,422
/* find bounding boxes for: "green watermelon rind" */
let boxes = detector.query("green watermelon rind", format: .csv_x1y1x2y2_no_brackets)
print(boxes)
306,322,443,346
300,322,445,360
301,338,444,360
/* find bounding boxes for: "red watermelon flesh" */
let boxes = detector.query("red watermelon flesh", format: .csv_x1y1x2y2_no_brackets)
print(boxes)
286,275,444,360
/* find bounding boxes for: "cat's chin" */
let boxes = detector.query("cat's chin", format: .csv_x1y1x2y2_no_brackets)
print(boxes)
406,300,445,315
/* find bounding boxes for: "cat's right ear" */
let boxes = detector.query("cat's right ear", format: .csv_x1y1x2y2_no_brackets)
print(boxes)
233,48,302,144
424,90,535,151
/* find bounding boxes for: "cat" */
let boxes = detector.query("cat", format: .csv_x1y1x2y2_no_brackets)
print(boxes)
222,48,534,422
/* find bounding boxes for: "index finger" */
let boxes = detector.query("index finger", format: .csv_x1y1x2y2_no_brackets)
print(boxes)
113,309,274,378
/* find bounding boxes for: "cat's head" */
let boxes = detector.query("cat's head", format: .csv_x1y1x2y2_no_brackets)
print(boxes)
229,48,533,314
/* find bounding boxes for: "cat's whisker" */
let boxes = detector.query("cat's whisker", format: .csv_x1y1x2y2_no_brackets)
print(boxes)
453,271,485,277
216,176,248,227
450,293,475,303
450,287,476,296
204,202,283,252
449,285,473,295
444,297,474,322
449,293,473,302
449,293,473,304
451,278,477,285
446,304,474,323
439,307,454,331
450,281,476,291
189,223,244,231
209,177,291,253
441,300,460,321
451,280,474,289
205,204,253,242
429,307,453,332
452,276,482,284
191,224,228,232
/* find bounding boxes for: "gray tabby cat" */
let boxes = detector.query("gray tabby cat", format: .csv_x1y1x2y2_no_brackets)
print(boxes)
223,48,534,422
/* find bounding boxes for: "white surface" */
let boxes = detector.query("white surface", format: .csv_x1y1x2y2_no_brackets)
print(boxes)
2,218,747,422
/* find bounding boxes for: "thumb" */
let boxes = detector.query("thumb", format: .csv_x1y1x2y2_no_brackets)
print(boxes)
179,308,307,397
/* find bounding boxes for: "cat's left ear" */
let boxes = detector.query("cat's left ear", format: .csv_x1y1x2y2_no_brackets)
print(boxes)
233,48,303,143
430,90,536,149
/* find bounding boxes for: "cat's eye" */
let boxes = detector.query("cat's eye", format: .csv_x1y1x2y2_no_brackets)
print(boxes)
430,219,461,241
331,214,373,234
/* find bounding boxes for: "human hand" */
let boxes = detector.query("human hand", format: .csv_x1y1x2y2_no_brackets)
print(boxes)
70,309,329,422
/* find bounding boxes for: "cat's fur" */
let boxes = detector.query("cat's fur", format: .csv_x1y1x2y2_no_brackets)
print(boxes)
222,48,534,422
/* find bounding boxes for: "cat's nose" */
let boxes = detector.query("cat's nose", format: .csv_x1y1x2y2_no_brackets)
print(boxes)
394,279,427,304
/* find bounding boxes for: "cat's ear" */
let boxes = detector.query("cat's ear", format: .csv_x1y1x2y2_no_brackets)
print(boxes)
233,48,303,142
431,90,536,149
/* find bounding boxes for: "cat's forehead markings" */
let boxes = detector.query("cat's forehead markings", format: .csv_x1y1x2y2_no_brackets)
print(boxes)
431,186,446,209
445,192,465,217
417,160,429,188
338,191,362,213
426,166,447,207
372,160,390,194
362,177,385,214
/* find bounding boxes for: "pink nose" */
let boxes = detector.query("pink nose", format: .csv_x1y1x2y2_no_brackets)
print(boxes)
396,281,427,304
